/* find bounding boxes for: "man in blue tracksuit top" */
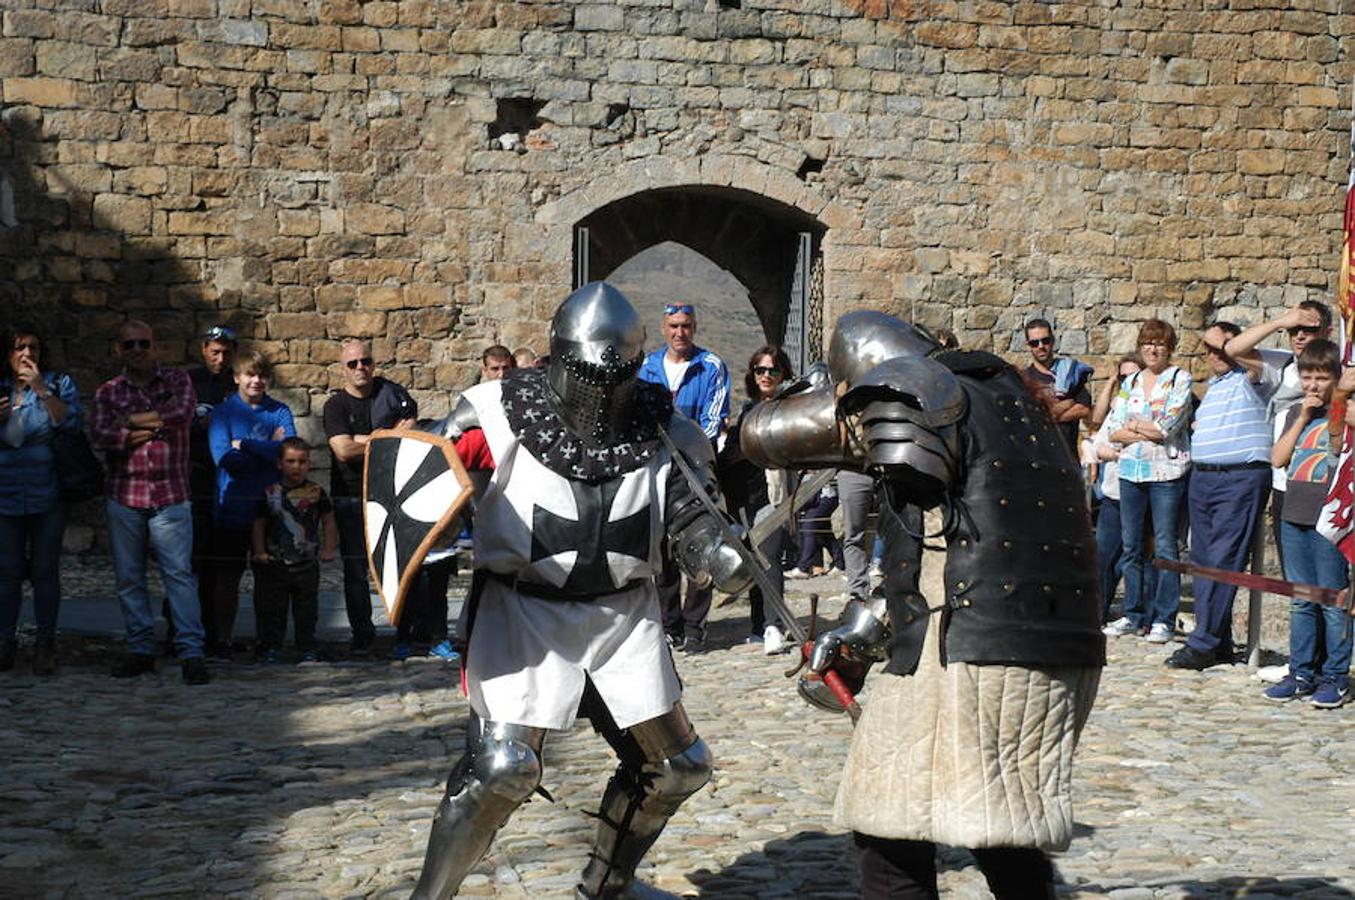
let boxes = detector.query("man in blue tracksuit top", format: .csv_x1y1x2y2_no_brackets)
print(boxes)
637,302,730,651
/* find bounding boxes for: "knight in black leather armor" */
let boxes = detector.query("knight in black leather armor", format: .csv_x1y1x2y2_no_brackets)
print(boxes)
741,311,1105,899
384,283,753,900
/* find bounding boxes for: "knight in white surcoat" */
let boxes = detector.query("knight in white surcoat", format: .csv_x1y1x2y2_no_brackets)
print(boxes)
389,282,753,900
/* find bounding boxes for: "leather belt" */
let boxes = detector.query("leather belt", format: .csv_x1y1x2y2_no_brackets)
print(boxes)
484,569,643,603
1193,461,1270,472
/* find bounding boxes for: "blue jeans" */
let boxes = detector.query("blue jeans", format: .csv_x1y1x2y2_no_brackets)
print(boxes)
1279,521,1353,685
0,506,67,641
105,499,205,658
1119,477,1185,629
1096,496,1157,623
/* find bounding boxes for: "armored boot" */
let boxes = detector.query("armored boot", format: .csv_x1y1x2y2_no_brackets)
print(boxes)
411,716,546,900
576,704,713,899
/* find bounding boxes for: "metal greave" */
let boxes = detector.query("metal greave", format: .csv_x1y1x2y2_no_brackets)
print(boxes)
410,717,547,900
576,704,714,899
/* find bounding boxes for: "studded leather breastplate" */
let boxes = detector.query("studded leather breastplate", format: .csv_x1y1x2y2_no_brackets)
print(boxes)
880,363,1106,674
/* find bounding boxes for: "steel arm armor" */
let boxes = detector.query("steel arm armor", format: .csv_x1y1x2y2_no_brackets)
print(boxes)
663,416,754,595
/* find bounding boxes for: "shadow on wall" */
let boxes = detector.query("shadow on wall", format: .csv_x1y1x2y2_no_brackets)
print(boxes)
0,109,221,390
0,108,227,552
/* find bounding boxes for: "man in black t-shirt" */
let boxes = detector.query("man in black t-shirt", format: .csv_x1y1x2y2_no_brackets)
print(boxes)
1022,318,1092,457
322,340,416,651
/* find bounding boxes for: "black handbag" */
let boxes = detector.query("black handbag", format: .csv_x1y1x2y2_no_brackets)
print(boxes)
49,428,105,503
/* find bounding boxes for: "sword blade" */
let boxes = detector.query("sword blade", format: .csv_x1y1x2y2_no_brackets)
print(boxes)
746,468,837,547
1154,559,1354,615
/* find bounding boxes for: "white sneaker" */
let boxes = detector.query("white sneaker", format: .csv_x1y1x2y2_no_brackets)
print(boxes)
1102,616,1137,637
1256,663,1289,684
785,567,813,579
1145,622,1174,644
763,625,785,655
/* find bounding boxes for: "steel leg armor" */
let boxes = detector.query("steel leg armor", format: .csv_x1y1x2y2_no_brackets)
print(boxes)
576,704,714,899
411,716,547,900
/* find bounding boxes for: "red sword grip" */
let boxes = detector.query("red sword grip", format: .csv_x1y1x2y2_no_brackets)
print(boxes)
800,639,863,722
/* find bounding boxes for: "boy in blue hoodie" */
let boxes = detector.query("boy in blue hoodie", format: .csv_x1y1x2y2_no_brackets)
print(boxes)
207,350,296,657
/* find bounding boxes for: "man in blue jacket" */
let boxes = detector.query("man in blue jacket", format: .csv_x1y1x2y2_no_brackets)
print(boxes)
638,302,730,651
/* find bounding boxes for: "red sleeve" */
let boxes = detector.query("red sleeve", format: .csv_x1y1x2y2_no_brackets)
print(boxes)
454,428,495,470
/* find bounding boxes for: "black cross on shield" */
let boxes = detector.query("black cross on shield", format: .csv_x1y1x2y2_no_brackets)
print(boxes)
531,477,650,595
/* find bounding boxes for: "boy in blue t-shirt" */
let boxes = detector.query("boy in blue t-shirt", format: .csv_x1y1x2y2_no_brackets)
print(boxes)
252,438,337,663
1265,339,1352,708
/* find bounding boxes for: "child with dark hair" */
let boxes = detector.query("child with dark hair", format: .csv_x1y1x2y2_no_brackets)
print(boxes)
1266,339,1351,708
252,438,336,662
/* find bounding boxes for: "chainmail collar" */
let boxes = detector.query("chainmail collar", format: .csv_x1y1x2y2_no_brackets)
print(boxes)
500,367,673,482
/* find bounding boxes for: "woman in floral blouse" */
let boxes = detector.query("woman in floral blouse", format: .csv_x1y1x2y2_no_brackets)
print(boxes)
1102,319,1194,643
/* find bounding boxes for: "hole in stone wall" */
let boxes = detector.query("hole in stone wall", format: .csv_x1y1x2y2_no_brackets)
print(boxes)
718,0,742,8
605,103,630,127
488,98,547,150
796,157,825,181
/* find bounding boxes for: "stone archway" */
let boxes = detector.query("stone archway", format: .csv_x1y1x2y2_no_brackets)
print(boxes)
576,185,823,352
534,155,866,367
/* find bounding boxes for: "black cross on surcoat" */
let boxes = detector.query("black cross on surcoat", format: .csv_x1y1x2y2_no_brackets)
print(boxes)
530,477,651,595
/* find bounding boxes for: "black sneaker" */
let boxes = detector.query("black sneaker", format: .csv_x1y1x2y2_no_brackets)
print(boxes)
1164,645,1218,671
111,653,157,678
31,640,56,677
665,632,686,651
181,657,211,685
683,629,708,654
350,632,375,656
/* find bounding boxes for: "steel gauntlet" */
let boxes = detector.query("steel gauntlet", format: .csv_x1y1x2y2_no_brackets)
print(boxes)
670,516,753,595
808,594,891,673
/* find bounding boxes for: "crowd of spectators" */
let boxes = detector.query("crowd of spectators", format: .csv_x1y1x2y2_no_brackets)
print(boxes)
1076,303,1352,709
1,301,1350,709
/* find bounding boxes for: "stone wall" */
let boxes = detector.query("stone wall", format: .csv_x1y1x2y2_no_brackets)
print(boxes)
2,0,1352,433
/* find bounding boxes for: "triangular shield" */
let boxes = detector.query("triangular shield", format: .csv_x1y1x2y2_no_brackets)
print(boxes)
362,429,473,625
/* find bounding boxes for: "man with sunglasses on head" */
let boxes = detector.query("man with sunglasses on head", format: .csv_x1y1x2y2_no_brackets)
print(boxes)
638,302,730,651
323,340,417,654
92,320,210,684
1023,318,1093,458
186,324,238,655
1223,301,1333,568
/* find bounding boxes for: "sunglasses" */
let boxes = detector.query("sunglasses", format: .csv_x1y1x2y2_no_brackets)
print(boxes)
204,325,237,343
664,304,695,316
753,365,782,377
345,357,374,369
12,341,39,352
121,339,152,350
1287,325,1323,337
1027,336,1053,348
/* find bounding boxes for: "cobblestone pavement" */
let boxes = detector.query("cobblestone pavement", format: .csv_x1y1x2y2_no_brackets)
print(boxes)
3,571,1353,899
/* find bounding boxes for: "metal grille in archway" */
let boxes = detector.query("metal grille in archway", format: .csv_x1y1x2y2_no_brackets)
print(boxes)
572,187,826,365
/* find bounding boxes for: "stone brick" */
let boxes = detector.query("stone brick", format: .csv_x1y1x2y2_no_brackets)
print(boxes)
576,5,624,32
357,285,405,310
268,312,325,338
92,194,152,234
1237,149,1286,175
344,204,405,236
3,76,78,107
338,311,387,337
